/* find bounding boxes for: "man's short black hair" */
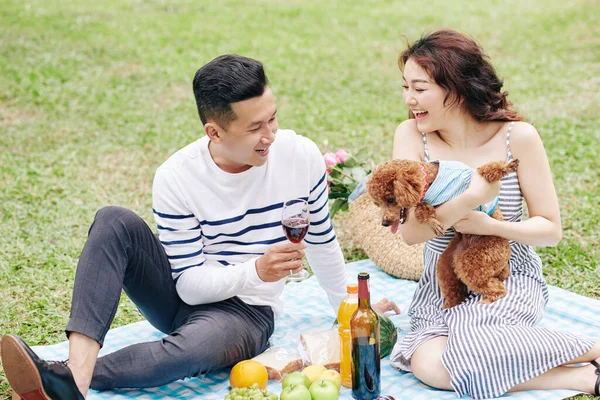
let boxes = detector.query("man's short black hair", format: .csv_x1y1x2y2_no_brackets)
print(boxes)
192,54,269,128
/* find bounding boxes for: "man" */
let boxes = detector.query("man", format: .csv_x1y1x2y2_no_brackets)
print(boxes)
1,54,398,399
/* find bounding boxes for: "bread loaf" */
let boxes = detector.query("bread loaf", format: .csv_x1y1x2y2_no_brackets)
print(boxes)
251,347,304,381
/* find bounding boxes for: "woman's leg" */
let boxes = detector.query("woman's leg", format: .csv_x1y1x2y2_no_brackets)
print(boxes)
509,340,600,393
410,336,452,390
561,340,600,365
411,337,600,395
508,363,599,393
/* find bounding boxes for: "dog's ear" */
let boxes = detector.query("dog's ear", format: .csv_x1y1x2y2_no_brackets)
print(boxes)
394,163,423,205
367,162,396,204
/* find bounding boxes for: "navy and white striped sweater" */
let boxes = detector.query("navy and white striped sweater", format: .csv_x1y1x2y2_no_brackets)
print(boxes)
152,129,347,317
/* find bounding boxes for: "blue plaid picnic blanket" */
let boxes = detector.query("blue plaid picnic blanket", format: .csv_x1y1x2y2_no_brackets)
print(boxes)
34,259,600,399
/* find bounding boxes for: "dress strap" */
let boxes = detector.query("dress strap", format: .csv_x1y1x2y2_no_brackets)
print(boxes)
421,132,430,162
506,121,516,161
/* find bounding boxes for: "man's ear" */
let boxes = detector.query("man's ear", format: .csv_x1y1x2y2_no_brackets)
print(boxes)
204,122,223,143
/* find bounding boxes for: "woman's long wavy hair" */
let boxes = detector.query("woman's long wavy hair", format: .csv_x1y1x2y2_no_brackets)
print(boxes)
399,29,522,122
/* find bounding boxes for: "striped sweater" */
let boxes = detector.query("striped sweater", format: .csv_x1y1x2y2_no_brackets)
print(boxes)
152,129,347,317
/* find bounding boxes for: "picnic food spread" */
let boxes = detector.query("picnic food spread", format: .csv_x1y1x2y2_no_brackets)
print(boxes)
227,272,390,400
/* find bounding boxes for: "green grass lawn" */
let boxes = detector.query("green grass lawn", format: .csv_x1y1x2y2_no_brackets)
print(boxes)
1,0,598,398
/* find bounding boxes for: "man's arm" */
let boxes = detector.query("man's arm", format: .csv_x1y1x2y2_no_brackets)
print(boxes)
302,139,348,314
152,167,264,305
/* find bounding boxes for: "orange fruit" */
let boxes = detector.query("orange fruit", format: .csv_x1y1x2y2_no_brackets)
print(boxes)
229,359,269,389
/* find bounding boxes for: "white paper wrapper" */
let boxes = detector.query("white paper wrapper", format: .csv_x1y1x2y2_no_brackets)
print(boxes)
298,328,340,371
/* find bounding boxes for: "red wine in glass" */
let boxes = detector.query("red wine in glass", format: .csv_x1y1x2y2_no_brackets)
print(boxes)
282,218,309,243
282,199,310,282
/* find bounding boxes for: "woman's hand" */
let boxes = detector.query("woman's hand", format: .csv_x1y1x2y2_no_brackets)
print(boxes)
454,210,498,236
463,173,501,208
372,298,401,316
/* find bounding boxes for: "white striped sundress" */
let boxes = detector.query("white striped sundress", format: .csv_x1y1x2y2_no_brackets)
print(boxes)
389,122,596,399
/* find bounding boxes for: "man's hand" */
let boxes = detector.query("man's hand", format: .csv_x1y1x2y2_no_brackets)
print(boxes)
372,298,401,316
255,242,307,282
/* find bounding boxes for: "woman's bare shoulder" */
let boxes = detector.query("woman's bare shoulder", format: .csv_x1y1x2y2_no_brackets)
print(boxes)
393,119,424,160
395,118,422,138
509,121,544,154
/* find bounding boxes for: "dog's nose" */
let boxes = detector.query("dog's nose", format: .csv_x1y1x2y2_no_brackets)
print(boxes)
381,219,391,227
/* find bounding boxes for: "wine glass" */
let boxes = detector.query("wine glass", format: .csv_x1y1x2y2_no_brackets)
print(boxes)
281,198,310,282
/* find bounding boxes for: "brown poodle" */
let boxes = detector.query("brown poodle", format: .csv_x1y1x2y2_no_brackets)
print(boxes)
367,159,519,308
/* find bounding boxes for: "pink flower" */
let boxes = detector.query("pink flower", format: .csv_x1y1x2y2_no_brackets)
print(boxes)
323,152,338,173
336,149,350,163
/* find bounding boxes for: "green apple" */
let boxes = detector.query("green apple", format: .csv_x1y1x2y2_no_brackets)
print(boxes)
309,379,339,400
279,384,312,400
281,371,310,389
318,369,342,390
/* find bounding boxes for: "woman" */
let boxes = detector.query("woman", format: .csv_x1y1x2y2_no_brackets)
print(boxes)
388,29,600,399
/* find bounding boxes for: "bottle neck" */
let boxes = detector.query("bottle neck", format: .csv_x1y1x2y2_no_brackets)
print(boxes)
357,279,371,308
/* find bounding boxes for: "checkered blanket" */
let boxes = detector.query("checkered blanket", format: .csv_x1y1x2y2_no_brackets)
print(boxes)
34,259,600,399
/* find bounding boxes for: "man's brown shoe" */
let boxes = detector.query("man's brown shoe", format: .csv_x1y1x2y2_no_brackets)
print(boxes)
1,335,84,400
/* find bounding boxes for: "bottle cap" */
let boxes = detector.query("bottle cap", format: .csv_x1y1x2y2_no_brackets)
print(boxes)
358,272,370,280
346,283,358,294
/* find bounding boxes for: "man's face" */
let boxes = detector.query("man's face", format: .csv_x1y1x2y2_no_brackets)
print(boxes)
212,87,278,172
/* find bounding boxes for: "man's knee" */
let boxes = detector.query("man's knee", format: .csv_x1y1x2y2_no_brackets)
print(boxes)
162,312,269,374
91,206,146,236
155,335,238,378
94,205,138,224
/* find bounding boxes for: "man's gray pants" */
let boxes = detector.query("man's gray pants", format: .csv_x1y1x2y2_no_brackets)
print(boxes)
65,206,274,390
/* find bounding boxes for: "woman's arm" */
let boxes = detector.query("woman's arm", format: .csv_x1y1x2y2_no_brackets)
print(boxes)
454,122,562,246
391,120,500,245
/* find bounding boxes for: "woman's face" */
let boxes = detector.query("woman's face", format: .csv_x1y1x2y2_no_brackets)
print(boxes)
402,58,456,132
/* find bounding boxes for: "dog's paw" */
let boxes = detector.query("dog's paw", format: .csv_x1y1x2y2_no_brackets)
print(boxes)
430,219,445,236
478,291,507,305
506,159,519,172
415,203,444,234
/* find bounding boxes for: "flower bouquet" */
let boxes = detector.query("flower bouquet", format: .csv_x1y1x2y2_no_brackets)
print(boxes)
323,148,374,218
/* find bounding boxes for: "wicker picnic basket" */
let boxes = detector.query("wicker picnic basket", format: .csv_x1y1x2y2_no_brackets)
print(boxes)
347,192,424,281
